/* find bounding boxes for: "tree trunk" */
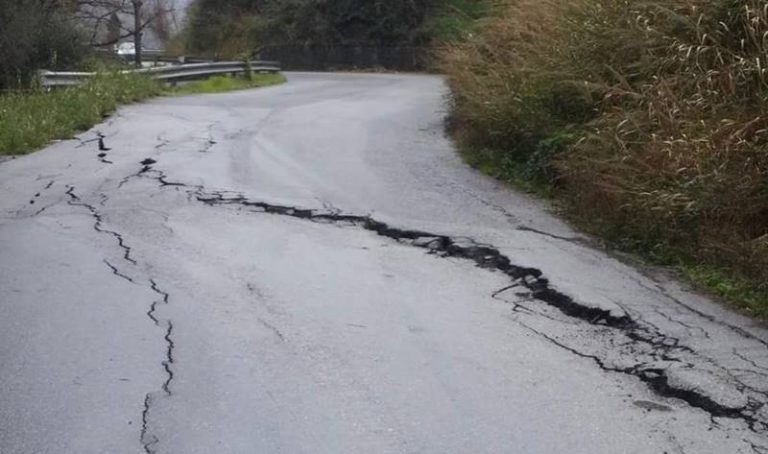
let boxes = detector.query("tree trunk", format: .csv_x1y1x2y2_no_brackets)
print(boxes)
133,0,143,68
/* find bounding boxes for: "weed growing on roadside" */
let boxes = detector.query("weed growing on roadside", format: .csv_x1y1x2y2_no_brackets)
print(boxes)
169,73,286,95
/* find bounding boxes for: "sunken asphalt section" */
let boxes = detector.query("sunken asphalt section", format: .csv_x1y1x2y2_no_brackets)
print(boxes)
1,72,768,453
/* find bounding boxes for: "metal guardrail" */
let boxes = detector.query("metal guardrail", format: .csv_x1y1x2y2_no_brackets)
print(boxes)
150,55,218,64
38,61,281,88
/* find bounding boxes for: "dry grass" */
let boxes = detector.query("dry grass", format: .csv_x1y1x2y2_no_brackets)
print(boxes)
441,0,768,316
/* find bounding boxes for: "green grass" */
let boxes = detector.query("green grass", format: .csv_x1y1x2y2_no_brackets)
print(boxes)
169,73,286,95
457,145,555,198
684,266,768,319
0,72,161,155
426,0,491,43
456,126,575,198
0,72,286,155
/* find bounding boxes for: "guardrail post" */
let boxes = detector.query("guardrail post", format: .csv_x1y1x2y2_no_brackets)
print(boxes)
243,59,253,81
37,70,49,88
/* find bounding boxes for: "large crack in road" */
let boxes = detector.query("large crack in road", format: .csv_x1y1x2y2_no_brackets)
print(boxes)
33,121,768,451
4,73,768,453
64,185,177,454
112,159,767,442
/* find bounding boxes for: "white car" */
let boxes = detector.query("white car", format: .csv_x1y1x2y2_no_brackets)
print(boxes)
116,42,136,56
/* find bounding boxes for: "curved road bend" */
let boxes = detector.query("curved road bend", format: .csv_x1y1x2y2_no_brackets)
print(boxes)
1,73,768,453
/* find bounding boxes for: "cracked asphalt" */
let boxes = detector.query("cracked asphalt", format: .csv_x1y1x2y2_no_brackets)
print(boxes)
1,72,768,453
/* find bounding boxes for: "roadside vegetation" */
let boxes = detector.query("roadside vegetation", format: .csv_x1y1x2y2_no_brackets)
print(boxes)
0,0,482,154
169,72,285,95
185,0,433,57
0,0,286,156
0,73,161,155
182,0,487,58
440,0,768,317
0,71,285,156
425,0,489,43
0,1,86,89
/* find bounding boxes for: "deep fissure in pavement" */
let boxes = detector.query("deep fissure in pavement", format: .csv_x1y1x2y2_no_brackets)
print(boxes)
97,133,114,164
65,186,176,453
141,279,175,454
128,164,768,435
63,156,768,447
140,394,159,454
66,186,136,265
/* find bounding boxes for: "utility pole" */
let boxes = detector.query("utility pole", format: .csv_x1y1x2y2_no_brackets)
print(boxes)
132,0,143,67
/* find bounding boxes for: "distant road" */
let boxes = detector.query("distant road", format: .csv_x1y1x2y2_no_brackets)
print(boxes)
1,73,767,453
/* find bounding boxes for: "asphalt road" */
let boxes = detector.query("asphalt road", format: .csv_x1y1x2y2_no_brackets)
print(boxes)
1,73,768,453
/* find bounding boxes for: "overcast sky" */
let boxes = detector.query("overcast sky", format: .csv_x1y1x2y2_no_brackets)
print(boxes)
174,0,193,17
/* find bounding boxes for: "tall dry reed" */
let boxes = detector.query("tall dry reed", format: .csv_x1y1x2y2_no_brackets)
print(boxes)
441,0,768,314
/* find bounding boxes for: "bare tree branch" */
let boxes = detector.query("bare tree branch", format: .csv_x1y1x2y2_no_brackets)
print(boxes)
74,0,177,65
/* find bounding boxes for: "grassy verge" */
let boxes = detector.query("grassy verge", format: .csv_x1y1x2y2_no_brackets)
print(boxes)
461,139,768,319
168,73,286,95
0,72,285,156
441,0,768,318
0,73,161,155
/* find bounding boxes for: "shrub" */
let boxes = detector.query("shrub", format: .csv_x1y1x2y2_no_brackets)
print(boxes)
183,0,479,56
0,1,87,89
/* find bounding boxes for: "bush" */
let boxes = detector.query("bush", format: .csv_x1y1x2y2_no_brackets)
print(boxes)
0,1,87,89
441,0,768,316
183,0,480,56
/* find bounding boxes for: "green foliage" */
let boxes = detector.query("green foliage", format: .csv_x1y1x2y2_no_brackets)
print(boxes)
185,0,265,57
685,266,768,319
184,0,486,55
425,0,489,42
257,0,433,47
0,0,88,88
457,129,572,196
0,73,161,154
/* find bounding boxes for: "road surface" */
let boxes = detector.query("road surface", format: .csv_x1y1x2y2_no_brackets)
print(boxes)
1,73,768,453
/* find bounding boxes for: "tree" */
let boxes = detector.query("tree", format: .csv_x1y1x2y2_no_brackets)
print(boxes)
106,11,122,44
0,0,86,88
131,0,143,67
185,0,267,56
76,0,178,66
185,0,437,55
150,0,174,43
